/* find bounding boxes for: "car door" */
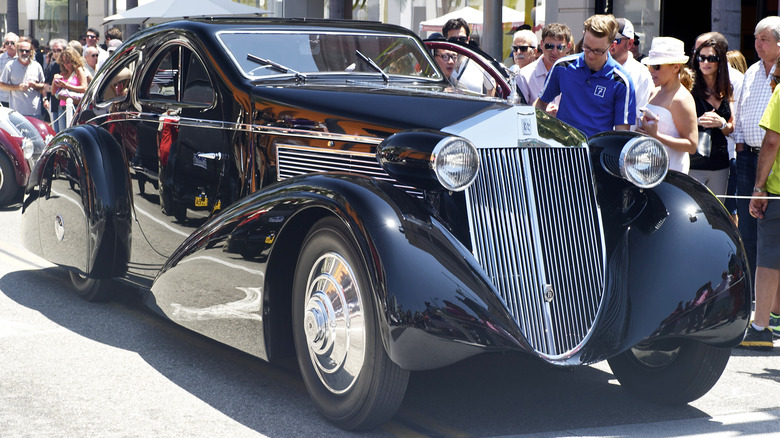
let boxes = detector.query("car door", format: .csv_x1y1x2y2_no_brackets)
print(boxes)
137,43,230,225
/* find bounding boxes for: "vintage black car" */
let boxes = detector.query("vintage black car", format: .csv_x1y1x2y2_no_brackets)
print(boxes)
22,18,751,430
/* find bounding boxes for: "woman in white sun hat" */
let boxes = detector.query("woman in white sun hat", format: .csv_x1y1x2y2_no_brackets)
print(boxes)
638,36,698,173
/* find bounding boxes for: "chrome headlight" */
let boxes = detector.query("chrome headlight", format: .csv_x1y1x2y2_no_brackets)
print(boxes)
21,137,34,160
619,136,668,188
432,136,479,191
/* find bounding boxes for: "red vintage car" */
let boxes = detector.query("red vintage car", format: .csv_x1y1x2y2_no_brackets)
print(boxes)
0,107,54,205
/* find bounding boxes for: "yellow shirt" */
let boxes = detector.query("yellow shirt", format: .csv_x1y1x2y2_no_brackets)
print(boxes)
761,86,780,194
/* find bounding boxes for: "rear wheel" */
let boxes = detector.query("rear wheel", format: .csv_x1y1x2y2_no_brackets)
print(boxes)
68,271,113,302
608,339,731,404
292,217,409,430
0,153,20,206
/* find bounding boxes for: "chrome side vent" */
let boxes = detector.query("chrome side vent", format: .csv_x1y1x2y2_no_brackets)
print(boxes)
465,145,606,359
276,144,421,196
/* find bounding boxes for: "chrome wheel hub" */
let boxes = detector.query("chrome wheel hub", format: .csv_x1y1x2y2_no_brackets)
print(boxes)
303,252,365,394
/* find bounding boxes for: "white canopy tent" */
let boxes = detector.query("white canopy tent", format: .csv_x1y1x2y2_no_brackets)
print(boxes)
418,6,525,35
103,0,269,26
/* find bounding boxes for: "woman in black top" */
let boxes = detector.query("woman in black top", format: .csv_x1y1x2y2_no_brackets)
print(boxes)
689,36,734,197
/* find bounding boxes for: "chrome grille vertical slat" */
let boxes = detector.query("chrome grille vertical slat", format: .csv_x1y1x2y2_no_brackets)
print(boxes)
466,145,606,359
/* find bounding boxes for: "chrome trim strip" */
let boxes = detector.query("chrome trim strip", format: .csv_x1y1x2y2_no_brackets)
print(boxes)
86,112,384,144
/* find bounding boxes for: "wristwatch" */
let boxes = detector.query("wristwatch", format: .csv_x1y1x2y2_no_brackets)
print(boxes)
720,119,727,129
754,186,768,193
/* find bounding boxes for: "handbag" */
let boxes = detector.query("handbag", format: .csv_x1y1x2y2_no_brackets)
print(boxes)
696,130,711,158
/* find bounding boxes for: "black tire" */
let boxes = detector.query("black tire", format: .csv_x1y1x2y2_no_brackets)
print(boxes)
0,153,20,206
608,338,731,404
292,217,409,430
69,271,113,302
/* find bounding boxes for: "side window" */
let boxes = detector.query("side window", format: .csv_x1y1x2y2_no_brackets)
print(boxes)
97,57,138,104
140,47,179,102
181,52,215,106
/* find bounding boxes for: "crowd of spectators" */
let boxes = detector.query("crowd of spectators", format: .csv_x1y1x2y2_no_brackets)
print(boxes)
0,27,122,130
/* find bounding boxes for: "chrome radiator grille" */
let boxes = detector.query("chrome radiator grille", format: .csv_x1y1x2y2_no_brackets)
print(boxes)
465,145,606,358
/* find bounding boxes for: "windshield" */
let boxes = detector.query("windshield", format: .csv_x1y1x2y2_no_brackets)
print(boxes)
217,31,440,80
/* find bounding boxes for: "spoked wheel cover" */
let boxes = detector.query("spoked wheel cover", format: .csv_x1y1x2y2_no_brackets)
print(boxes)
303,252,365,394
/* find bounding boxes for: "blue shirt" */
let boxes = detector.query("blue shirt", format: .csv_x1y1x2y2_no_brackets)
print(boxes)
539,53,636,138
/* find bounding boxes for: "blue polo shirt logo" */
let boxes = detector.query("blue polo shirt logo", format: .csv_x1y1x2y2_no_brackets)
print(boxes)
594,85,606,98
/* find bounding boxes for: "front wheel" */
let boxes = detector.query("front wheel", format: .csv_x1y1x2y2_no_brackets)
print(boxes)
608,339,731,404
69,271,113,302
292,217,409,430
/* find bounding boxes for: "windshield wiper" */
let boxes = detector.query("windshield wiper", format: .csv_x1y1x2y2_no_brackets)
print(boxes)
355,50,389,85
246,54,307,82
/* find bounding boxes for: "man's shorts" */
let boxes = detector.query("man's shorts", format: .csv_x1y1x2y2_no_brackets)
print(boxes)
757,196,780,269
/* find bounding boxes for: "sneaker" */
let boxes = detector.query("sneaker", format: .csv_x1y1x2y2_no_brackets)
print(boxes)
770,313,780,338
740,325,774,350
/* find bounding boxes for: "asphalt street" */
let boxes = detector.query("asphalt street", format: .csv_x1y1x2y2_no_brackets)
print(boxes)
1,201,779,437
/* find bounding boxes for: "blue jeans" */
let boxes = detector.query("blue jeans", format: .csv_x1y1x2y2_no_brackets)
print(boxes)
51,106,66,133
736,150,758,289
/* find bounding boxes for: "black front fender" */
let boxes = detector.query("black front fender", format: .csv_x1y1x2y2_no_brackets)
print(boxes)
152,174,529,371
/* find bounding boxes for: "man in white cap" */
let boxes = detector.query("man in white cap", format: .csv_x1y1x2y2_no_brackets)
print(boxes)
610,18,652,127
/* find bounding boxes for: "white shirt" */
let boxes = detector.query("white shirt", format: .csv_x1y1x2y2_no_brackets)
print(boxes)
619,53,653,126
0,52,16,103
727,65,744,159
452,57,495,95
733,60,776,147
517,58,560,107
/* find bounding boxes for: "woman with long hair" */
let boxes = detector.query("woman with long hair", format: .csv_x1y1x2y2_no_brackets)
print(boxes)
638,37,698,173
689,36,734,196
51,47,87,131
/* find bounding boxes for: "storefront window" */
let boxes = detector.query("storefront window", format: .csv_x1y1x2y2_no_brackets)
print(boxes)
612,0,660,58
30,0,86,44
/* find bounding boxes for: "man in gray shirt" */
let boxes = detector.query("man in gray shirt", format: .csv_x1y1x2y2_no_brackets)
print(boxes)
0,37,46,118
0,32,19,107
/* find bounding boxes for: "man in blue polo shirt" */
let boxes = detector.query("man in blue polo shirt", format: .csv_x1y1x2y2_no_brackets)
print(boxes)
535,14,636,137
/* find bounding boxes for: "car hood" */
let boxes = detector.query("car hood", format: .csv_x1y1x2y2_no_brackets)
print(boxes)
250,82,507,132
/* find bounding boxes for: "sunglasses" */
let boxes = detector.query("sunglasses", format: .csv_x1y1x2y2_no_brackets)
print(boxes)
544,43,566,52
3,41,14,46
614,38,624,45
697,54,720,63
52,49,62,53
447,36,468,43
86,35,98,39
17,49,31,54
649,64,662,71
512,45,535,52
88,54,99,58
436,53,458,62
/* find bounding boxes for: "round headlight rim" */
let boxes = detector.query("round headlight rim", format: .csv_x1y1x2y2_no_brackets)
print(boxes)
618,136,669,189
431,135,480,192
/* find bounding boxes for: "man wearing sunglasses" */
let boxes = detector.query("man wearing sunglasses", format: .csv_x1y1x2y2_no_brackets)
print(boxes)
441,18,496,96
508,29,537,73
0,37,45,119
0,33,19,108
84,28,108,71
535,14,635,137
517,22,571,111
610,18,652,128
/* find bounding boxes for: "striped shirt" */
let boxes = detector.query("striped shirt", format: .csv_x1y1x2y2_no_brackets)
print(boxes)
733,60,777,147
539,53,636,138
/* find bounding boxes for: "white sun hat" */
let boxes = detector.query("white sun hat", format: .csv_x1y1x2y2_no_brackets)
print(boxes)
641,37,689,65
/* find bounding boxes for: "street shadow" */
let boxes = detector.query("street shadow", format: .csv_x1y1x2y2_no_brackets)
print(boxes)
2,267,712,437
